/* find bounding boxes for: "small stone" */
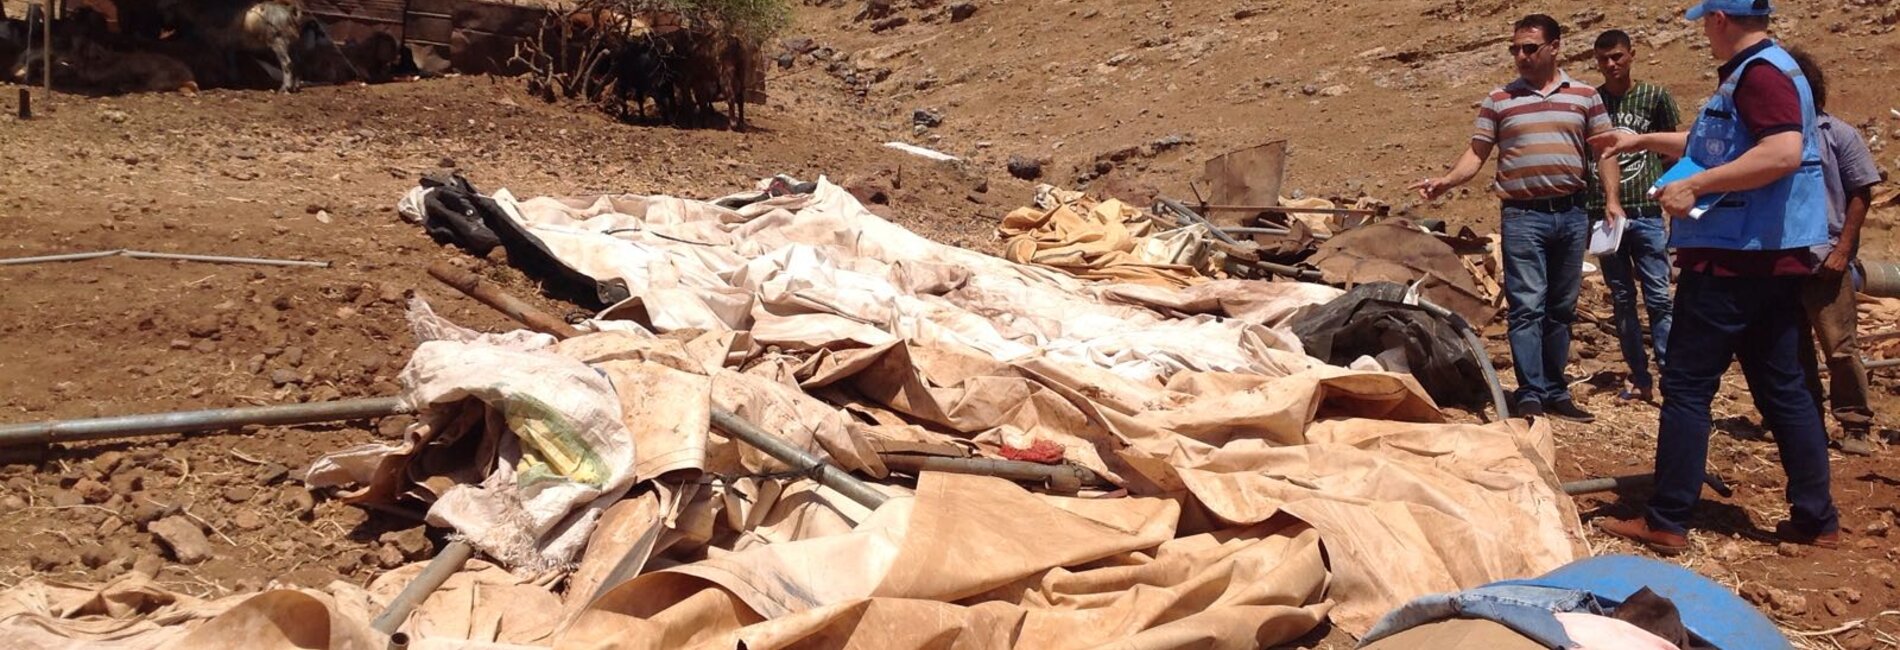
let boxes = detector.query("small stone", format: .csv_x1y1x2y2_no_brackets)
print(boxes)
1106,52,1133,67
48,489,84,508
191,340,217,354
1834,587,1863,604
1824,592,1849,616
98,516,125,536
148,516,213,564
78,544,113,569
222,486,255,503
1,495,25,512
1301,84,1319,96
169,339,192,350
947,1,976,22
269,369,302,387
381,527,432,560
782,36,817,54
186,316,221,338
378,415,416,440
95,451,125,474
869,15,909,32
254,463,289,485
911,108,944,127
74,478,111,504
309,385,343,403
102,110,128,123
1319,83,1351,97
376,544,406,569
377,283,405,304
1007,154,1044,180
1865,518,1891,537
131,553,163,577
315,210,333,224
129,497,176,524
247,354,267,375
1777,542,1805,557
28,548,73,571
232,511,264,531
284,346,305,367
283,488,315,519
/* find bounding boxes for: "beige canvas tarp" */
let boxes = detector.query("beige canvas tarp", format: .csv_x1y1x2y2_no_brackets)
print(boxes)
0,178,1584,649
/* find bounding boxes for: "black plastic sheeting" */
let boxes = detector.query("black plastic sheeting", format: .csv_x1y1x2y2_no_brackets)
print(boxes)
417,171,631,310
1291,282,1491,410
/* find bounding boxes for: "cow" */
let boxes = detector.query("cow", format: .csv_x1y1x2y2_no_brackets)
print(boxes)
610,36,676,122
156,0,305,92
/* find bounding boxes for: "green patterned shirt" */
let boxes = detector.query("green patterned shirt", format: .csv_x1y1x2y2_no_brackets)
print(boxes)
1586,81,1680,216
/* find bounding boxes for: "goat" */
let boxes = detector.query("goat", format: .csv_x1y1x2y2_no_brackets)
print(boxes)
157,0,305,92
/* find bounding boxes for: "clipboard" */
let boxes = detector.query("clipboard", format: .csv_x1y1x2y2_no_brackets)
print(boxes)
1648,158,1725,219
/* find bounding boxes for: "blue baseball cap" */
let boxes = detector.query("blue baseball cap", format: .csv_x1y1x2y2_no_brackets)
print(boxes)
1685,0,1774,20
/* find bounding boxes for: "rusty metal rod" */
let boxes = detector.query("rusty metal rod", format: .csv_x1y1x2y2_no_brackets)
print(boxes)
1562,472,1734,498
1868,358,1899,371
1196,204,1383,216
0,397,410,448
426,261,582,339
371,540,473,634
878,454,1111,494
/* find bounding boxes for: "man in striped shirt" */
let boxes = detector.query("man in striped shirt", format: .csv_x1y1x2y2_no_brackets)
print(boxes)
1413,13,1623,423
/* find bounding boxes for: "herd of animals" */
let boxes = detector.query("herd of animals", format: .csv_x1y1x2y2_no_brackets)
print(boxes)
0,0,759,128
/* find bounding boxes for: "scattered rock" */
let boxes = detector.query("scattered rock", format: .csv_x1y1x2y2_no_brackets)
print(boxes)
1234,7,1263,19
222,486,256,503
269,369,302,387
74,478,111,504
283,488,316,520
378,415,417,440
48,489,85,508
1319,84,1352,97
1,495,26,512
284,346,306,367
102,110,129,124
1106,52,1134,67
1833,587,1862,604
28,548,74,571
1301,84,1319,96
129,497,177,524
377,283,406,304
131,553,164,577
1824,592,1849,616
870,15,909,32
255,463,290,485
95,451,126,474
947,1,976,22
309,385,343,403
78,544,113,569
1007,154,1044,180
1865,518,1891,537
381,527,431,560
375,544,407,569
782,36,817,54
98,516,125,536
911,108,944,127
232,511,264,531
148,516,213,564
1776,542,1805,557
169,339,192,350
186,316,221,338
1741,582,1807,616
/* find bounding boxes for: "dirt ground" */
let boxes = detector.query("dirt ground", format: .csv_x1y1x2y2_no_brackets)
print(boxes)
2,0,1899,647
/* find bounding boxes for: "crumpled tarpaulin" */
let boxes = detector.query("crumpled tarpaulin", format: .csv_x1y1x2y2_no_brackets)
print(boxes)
0,177,1585,650
999,185,1216,288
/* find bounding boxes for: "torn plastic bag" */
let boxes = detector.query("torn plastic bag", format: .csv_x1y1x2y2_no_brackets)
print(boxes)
1291,282,1490,410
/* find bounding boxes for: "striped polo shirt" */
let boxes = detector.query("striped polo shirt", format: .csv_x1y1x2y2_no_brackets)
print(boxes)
1472,71,1615,201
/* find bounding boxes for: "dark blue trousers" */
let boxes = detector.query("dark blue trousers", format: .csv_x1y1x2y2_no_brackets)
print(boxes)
1646,271,1839,535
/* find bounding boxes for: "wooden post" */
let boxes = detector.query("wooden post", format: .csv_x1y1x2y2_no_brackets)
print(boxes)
41,1,53,106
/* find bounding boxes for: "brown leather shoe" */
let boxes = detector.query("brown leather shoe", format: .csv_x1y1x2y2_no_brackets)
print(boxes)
1597,517,1689,555
1774,521,1841,549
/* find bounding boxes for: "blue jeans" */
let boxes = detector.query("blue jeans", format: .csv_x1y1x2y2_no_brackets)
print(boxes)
1648,271,1838,535
1501,206,1588,406
1596,213,1674,388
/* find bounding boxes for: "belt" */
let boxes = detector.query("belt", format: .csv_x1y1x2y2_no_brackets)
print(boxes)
1502,194,1583,213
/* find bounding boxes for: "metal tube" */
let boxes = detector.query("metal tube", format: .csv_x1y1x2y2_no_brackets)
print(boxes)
1196,204,1382,216
877,454,1111,493
0,397,410,448
1860,260,1900,299
1157,198,1242,246
371,540,473,634
0,250,124,265
1867,358,1899,370
122,251,331,268
709,408,890,510
427,261,583,339
1562,473,1733,498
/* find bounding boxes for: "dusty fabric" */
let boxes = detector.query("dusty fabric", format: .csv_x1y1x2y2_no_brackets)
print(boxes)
2,178,1585,650
999,188,1215,288
1309,221,1500,326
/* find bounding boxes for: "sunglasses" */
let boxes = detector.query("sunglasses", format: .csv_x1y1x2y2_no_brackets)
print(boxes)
1508,42,1550,57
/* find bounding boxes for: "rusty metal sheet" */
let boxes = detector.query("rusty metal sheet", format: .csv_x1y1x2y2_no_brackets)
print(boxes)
1200,140,1288,228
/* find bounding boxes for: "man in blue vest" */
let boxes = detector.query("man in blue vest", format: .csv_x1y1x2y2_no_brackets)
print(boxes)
1589,0,1840,554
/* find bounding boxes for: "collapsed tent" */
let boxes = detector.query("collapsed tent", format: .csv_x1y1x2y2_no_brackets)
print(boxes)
0,178,1585,649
